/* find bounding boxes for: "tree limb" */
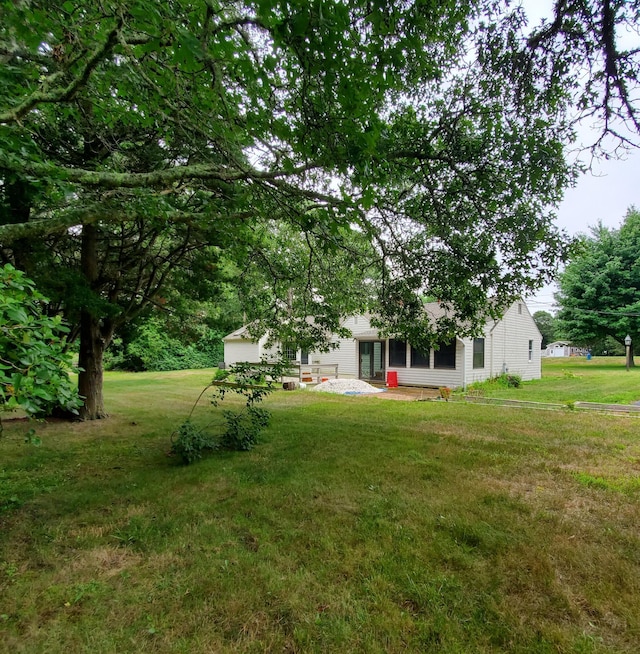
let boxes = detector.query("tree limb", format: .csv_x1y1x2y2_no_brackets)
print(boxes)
0,21,123,124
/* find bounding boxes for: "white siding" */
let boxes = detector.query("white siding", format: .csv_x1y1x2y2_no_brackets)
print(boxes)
224,335,275,366
307,317,372,378
224,339,261,366
487,303,541,381
462,336,491,386
389,341,464,388
222,302,541,386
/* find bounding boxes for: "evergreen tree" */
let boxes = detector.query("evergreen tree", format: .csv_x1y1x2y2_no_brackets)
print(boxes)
556,208,640,365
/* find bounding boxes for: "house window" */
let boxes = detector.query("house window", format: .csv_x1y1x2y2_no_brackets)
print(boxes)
301,350,309,365
410,345,430,368
473,338,485,369
283,344,297,360
434,341,456,369
389,339,407,367
528,339,533,362
518,303,522,315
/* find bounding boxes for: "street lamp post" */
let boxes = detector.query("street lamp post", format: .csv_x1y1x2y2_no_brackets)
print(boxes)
625,334,632,372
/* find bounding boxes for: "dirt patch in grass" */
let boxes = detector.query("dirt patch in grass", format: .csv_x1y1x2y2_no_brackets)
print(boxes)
69,547,142,578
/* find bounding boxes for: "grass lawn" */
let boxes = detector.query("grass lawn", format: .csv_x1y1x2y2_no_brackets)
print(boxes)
1,367,640,653
465,356,640,405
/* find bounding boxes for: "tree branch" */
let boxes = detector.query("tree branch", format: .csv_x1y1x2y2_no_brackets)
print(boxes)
0,205,254,244
4,158,319,189
0,21,123,124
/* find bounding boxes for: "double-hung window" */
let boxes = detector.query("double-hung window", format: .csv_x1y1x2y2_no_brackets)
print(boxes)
473,338,485,369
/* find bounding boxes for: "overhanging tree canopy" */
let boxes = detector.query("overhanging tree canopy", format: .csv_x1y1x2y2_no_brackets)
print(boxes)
1,0,638,418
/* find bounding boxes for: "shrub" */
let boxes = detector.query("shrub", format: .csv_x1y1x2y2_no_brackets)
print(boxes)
105,318,224,372
220,407,270,451
171,360,289,464
467,373,522,394
0,264,81,425
501,373,522,388
170,420,218,464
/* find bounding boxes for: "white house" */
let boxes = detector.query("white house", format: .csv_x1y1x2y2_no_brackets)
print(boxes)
543,341,586,357
223,301,542,388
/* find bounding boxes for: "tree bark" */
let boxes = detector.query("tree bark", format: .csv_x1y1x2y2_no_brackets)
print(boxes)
77,223,108,420
78,310,108,419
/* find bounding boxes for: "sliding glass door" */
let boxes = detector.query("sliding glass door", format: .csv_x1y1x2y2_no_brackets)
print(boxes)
359,341,385,381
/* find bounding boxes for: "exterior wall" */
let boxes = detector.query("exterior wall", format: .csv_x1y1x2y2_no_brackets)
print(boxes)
308,316,372,378
547,344,570,357
223,301,541,386
462,336,492,386
486,302,542,381
544,342,586,357
388,341,464,388
223,335,269,366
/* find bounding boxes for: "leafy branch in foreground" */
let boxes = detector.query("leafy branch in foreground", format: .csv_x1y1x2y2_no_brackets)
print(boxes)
170,359,290,464
0,265,82,434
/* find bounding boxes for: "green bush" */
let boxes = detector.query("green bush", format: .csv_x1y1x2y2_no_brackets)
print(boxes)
170,420,218,464
0,264,81,422
467,373,522,394
172,360,289,464
220,407,270,451
104,318,224,372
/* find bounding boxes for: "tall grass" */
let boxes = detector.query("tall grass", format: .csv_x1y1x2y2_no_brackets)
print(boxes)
1,368,639,653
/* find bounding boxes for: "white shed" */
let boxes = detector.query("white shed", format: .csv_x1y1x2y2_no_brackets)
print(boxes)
543,341,585,357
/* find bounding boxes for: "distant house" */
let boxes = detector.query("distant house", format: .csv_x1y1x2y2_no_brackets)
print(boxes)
543,341,586,357
223,301,542,388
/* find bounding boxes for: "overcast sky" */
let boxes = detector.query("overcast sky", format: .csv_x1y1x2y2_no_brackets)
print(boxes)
526,152,639,314
516,0,639,314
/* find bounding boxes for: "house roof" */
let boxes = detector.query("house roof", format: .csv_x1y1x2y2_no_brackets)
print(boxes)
224,325,253,340
224,300,528,342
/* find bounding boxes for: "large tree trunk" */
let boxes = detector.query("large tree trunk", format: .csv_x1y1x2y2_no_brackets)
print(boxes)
78,310,108,419
77,223,108,420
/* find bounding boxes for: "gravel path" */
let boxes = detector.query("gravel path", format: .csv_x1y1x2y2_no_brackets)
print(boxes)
311,379,384,395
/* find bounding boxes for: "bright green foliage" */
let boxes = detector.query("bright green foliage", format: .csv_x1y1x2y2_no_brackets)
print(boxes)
172,359,289,463
0,1,580,332
170,420,218,465
0,264,81,420
467,373,522,395
219,406,270,451
105,317,224,372
556,208,640,361
533,310,558,348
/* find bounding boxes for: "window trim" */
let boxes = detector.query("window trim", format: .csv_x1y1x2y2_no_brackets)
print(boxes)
282,344,297,361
